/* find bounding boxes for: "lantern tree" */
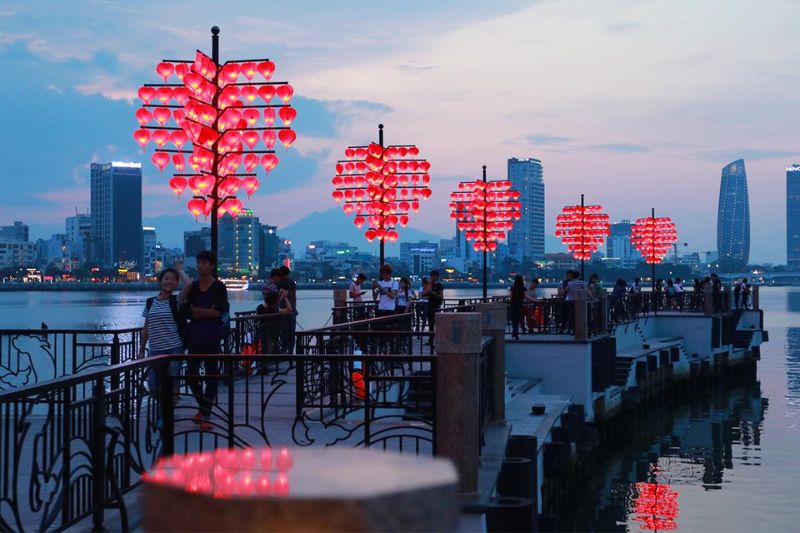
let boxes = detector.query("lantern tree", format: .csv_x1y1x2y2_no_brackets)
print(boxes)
133,26,297,260
630,208,678,289
331,124,432,266
449,165,521,298
631,482,679,531
555,194,610,279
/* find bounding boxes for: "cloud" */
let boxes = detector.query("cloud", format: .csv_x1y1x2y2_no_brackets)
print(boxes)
605,21,640,34
697,148,798,162
525,134,575,145
397,61,438,73
587,143,649,153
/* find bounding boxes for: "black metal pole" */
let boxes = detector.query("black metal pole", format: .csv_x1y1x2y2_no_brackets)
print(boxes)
580,193,585,280
651,207,656,290
482,165,488,299
210,26,221,274
378,123,385,268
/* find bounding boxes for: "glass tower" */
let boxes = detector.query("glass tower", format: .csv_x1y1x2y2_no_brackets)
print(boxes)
788,164,800,269
90,162,143,270
507,157,545,262
716,159,750,271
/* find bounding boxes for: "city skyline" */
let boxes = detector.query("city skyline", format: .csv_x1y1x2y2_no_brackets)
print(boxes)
1,1,798,264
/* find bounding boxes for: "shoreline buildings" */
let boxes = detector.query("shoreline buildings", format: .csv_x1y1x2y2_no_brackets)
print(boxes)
788,164,800,269
717,159,750,271
507,157,545,263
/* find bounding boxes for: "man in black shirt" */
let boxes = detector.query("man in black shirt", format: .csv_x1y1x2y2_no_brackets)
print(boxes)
427,270,444,334
277,265,297,353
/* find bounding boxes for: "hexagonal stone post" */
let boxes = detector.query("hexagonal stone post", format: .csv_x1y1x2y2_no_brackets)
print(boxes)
478,302,506,424
434,312,482,500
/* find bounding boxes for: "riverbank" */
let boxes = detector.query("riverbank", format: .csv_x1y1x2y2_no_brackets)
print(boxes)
0,281,557,292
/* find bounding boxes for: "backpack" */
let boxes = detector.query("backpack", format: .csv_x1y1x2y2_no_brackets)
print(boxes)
145,295,187,344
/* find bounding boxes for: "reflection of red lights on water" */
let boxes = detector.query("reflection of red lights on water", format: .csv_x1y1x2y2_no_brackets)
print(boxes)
631,482,679,531
144,446,294,498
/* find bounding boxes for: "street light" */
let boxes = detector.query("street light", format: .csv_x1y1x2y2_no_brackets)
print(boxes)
555,194,610,280
449,165,521,298
630,208,678,289
331,124,432,267
133,26,298,262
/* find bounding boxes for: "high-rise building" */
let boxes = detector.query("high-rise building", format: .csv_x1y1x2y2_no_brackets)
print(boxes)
0,221,29,242
65,213,92,266
507,158,545,262
143,227,157,275
45,234,70,271
219,210,260,276
259,225,279,278
716,159,750,271
184,227,212,270
606,220,643,269
400,241,439,275
788,164,800,269
0,241,37,268
91,162,143,270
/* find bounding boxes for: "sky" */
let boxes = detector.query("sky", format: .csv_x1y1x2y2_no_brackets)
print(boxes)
0,0,798,264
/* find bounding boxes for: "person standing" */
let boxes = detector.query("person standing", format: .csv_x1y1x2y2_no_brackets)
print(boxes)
427,270,444,336
139,265,190,424
349,273,368,321
416,277,430,332
741,278,751,308
256,289,293,356
396,277,415,314
509,274,526,339
373,264,398,317
588,273,605,300
181,251,228,431
733,278,742,309
277,265,297,354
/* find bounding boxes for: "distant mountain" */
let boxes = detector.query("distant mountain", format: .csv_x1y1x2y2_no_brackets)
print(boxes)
279,208,445,254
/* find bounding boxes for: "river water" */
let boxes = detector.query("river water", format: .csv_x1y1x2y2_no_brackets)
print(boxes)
0,287,798,530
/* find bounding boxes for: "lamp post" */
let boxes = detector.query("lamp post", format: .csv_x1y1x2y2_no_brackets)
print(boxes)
630,209,678,289
449,166,521,298
555,195,610,280
331,124,432,270
133,26,298,265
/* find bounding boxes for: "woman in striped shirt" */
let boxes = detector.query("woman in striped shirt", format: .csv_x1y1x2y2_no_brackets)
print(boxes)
139,265,191,394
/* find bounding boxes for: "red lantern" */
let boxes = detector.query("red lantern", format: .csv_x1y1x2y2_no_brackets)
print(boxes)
156,62,175,81
276,84,293,103
278,129,296,149
449,177,521,253
135,42,298,228
555,201,610,260
278,107,297,126
630,215,678,264
169,176,187,196
332,135,432,244
242,176,260,197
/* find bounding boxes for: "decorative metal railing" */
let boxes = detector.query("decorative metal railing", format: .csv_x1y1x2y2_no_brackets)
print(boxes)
0,350,442,532
0,328,142,391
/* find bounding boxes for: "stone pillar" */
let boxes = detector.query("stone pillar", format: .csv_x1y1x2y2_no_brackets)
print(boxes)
333,289,347,324
703,285,713,316
597,291,608,335
752,286,760,310
434,312,482,501
573,292,588,341
478,302,506,425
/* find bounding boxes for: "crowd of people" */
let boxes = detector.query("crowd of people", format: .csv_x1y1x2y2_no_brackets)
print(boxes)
349,264,444,333
137,251,755,430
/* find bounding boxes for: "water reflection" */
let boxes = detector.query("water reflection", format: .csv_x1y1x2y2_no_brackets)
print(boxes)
786,292,800,421
578,383,767,531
